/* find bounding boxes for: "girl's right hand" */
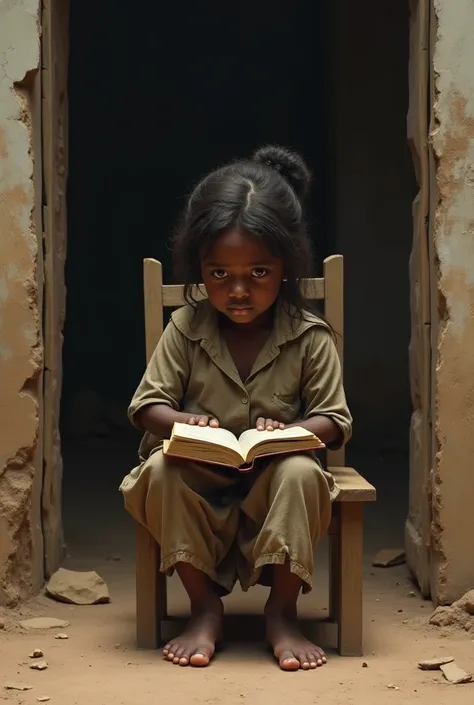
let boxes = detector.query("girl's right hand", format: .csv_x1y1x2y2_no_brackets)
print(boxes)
186,415,219,428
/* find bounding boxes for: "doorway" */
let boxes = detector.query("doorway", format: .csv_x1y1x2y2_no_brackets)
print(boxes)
42,0,420,592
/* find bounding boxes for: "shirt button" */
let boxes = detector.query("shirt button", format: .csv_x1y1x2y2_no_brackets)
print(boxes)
241,397,249,404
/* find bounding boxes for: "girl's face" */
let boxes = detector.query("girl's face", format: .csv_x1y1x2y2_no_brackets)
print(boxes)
201,229,284,326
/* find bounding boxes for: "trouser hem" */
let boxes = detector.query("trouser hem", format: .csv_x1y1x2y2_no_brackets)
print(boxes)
245,551,313,593
160,550,236,593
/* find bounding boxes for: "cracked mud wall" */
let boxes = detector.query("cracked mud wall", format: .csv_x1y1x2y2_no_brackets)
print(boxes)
0,0,43,604
431,0,474,603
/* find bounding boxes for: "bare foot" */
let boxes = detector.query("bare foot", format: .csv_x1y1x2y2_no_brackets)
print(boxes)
163,597,223,667
265,604,327,671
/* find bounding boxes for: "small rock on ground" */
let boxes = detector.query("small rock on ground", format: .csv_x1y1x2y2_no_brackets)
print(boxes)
30,661,48,671
29,649,44,659
4,683,33,691
430,590,474,634
372,549,406,568
20,618,70,630
418,656,454,670
440,661,473,684
46,568,110,605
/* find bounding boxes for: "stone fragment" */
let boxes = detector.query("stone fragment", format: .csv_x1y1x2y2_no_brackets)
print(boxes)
46,568,110,605
20,618,70,630
418,656,454,670
30,661,48,671
440,662,473,684
4,683,33,691
29,649,44,659
372,549,406,568
430,590,474,634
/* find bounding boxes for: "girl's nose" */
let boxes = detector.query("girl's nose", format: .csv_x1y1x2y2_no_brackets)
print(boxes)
229,278,249,298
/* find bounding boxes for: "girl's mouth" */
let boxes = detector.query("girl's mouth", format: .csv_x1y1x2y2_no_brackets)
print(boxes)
227,305,253,315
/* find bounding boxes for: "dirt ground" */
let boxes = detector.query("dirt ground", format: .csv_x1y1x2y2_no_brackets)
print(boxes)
2,439,473,704
2,557,474,705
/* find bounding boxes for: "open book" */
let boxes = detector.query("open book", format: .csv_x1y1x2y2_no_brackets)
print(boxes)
163,422,325,471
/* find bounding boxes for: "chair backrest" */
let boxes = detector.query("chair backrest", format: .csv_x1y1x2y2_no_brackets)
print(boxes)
143,255,345,466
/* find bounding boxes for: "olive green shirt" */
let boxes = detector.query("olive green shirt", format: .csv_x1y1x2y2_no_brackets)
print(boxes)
128,300,352,463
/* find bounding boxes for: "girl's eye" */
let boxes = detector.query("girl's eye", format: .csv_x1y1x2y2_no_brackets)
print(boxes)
252,268,268,278
211,269,228,279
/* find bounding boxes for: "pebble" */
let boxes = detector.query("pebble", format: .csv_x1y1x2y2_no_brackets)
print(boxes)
20,618,69,630
440,661,473,684
418,656,454,670
37,698,51,703
55,634,68,640
4,683,33,691
29,649,44,659
30,661,48,671
46,568,110,605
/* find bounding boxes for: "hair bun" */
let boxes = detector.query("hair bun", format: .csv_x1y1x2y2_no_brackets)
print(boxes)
253,145,312,201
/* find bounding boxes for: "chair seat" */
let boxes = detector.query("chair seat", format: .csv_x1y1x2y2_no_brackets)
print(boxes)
329,466,376,502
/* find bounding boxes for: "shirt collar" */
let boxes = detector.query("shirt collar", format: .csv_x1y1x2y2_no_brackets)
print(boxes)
171,297,330,348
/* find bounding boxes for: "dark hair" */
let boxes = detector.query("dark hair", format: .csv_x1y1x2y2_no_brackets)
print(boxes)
172,145,330,329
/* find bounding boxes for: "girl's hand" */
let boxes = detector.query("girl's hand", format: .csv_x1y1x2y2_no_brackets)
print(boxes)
256,418,285,432
187,415,219,428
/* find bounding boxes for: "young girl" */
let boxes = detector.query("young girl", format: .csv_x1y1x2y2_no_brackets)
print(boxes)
120,145,352,671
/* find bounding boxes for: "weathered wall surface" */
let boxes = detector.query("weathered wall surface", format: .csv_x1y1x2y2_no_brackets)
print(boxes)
405,0,432,598
430,0,474,603
0,0,43,604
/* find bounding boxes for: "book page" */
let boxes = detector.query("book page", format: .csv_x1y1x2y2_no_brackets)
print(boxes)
172,423,244,460
238,426,315,461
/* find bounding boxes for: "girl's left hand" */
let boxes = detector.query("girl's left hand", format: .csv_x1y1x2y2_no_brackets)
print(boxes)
256,418,285,432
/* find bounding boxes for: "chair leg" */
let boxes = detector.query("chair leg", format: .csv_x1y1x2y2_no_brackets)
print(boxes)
136,522,167,649
328,515,341,623
337,503,364,656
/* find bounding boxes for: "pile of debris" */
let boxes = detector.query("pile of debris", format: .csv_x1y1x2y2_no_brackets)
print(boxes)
429,589,474,635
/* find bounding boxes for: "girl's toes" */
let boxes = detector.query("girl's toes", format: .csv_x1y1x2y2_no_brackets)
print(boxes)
297,651,310,669
315,647,327,663
166,644,177,661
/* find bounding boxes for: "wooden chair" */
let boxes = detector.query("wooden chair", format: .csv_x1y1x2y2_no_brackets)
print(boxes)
136,255,376,656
